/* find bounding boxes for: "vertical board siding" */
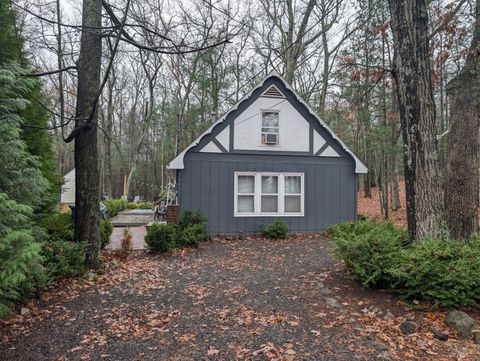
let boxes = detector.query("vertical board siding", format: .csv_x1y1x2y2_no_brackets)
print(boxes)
180,153,357,234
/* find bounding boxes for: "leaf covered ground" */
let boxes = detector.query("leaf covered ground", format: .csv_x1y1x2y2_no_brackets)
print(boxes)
1,236,479,360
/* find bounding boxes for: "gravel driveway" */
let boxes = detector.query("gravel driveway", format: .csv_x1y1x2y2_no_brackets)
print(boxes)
2,236,477,360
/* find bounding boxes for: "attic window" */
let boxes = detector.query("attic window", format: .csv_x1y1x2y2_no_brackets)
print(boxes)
261,85,284,98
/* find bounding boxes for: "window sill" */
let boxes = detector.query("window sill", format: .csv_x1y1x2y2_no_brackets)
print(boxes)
234,213,304,217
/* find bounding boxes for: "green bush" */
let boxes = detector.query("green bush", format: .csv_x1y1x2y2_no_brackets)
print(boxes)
261,218,288,239
103,199,128,217
41,240,86,282
179,209,207,231
389,238,480,307
40,212,74,242
332,218,480,307
100,220,113,248
127,202,153,209
179,224,208,247
0,193,44,318
331,219,407,287
145,224,177,253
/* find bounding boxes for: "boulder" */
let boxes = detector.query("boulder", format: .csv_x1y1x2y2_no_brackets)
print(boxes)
400,321,418,334
431,327,448,341
445,310,477,339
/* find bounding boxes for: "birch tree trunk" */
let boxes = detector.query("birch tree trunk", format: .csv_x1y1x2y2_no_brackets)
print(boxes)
388,0,446,240
445,1,480,239
73,0,102,267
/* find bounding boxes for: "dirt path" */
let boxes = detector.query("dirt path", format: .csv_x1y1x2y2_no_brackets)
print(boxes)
1,237,479,360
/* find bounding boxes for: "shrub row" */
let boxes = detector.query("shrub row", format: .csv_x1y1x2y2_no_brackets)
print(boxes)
331,218,480,307
145,210,208,252
127,202,154,210
103,199,128,217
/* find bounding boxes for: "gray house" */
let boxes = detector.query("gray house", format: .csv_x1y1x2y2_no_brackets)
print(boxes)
168,72,367,234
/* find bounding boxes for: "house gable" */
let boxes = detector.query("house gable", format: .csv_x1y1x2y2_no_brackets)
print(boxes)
169,72,367,173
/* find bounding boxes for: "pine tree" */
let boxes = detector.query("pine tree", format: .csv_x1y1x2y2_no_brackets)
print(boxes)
0,0,61,213
0,193,42,317
0,65,49,207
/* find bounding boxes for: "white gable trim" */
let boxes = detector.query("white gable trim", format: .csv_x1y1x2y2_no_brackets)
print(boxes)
200,141,223,153
319,145,340,157
216,126,230,150
168,71,368,174
313,130,326,154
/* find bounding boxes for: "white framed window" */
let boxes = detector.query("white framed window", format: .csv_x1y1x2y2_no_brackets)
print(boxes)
234,172,304,217
261,111,279,144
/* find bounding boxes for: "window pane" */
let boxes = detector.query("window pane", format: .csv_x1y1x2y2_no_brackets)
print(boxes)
261,176,278,193
285,176,301,194
262,112,279,129
262,127,278,133
261,195,278,212
238,176,254,193
285,195,301,213
238,195,254,212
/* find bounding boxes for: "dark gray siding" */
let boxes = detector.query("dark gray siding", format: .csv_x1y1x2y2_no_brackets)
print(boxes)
179,152,358,234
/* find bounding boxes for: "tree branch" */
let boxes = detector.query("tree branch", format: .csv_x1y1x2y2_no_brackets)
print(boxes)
24,65,77,77
428,0,468,39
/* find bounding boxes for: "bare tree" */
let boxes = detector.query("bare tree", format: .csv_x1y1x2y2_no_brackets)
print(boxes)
388,0,446,240
445,0,480,239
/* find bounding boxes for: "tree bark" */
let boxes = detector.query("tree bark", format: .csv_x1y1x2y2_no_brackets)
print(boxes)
104,73,115,197
388,0,446,240
73,0,102,268
445,1,480,239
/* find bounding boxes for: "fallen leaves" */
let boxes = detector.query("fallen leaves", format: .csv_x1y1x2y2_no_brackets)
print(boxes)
1,236,480,361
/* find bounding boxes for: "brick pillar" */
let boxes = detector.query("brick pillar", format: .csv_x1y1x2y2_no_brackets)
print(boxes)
167,205,180,224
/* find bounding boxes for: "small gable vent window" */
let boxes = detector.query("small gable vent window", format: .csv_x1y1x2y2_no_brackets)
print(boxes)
262,85,284,98
261,111,279,145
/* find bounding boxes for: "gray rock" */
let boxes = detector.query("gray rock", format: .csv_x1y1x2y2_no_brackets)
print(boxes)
325,297,344,310
445,310,477,339
20,307,30,316
87,272,97,281
431,328,448,341
319,287,332,295
400,321,418,334
383,312,394,320
371,341,388,351
474,333,480,345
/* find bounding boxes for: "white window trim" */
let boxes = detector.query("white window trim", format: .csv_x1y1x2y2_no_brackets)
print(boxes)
234,172,304,217
260,110,280,145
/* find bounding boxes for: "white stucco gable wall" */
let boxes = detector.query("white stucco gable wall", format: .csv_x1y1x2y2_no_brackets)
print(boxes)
233,96,310,152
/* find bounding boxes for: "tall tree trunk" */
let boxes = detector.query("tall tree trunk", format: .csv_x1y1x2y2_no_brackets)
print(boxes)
390,80,401,211
445,1,480,239
104,75,115,197
388,0,446,240
390,162,400,211
73,0,102,267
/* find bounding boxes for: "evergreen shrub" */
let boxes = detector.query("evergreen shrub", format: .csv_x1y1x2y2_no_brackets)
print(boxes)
100,220,113,248
179,224,208,247
331,218,480,307
103,199,128,217
145,224,177,253
261,218,289,239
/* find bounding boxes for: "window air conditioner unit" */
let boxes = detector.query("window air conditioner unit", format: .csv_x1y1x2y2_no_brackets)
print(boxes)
262,133,279,144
